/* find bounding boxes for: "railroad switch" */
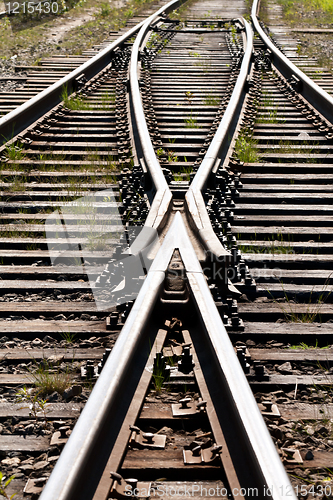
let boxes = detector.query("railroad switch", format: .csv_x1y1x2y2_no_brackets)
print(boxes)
280,448,303,465
183,443,222,465
258,401,280,418
110,472,151,499
172,398,207,417
129,425,166,449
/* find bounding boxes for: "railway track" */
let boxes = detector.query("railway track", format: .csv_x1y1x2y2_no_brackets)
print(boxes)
1,0,333,498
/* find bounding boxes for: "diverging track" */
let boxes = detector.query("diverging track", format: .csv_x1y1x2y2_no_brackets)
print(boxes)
0,0,333,498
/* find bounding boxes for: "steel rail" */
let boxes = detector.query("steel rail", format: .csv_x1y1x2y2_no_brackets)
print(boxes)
39,248,166,500
37,4,184,497
251,0,333,124
0,18,147,142
185,17,252,262
186,239,295,500
39,8,295,499
129,0,185,231
40,214,296,500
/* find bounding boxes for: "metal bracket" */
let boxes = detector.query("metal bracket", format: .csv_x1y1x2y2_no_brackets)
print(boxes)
50,426,70,446
110,472,151,499
258,401,280,418
288,74,301,92
236,346,250,374
246,361,270,381
129,426,166,449
81,360,98,379
281,448,303,465
172,398,207,417
163,340,191,358
178,345,194,374
24,477,48,495
183,443,222,465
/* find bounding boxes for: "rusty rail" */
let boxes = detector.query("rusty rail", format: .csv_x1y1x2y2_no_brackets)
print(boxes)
0,17,144,142
251,0,333,124
186,17,252,262
39,5,296,499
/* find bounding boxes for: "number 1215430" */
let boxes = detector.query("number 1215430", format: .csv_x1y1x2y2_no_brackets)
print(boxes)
5,1,59,14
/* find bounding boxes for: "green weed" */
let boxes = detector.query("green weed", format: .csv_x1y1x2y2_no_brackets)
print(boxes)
203,93,220,106
234,134,258,163
184,113,200,128
167,150,178,162
156,148,165,157
61,85,91,111
0,471,16,500
3,141,26,162
184,91,194,105
16,386,49,427
152,354,169,393
289,340,330,349
271,276,332,323
100,2,111,16
60,331,78,344
28,360,72,396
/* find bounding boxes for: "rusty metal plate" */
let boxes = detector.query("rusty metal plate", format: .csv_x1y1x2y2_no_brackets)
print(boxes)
110,478,152,499
281,448,303,465
183,445,222,465
258,402,280,418
50,430,68,446
130,430,166,449
24,477,48,495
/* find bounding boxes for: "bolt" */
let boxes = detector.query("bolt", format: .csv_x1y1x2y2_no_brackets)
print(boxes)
86,360,95,378
192,445,201,457
179,397,191,409
262,401,273,412
59,426,69,439
110,471,122,482
126,478,138,492
253,361,265,377
142,432,154,443
211,444,222,455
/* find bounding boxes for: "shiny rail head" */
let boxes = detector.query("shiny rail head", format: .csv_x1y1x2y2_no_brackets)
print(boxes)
185,17,252,262
129,0,188,232
251,0,333,124
0,17,147,143
40,210,296,500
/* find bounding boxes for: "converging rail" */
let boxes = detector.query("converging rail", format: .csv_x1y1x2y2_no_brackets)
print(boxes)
39,2,293,499
251,0,333,125
1,0,333,498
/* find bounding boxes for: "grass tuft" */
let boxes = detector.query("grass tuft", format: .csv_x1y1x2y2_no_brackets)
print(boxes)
28,360,73,396
234,133,258,163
